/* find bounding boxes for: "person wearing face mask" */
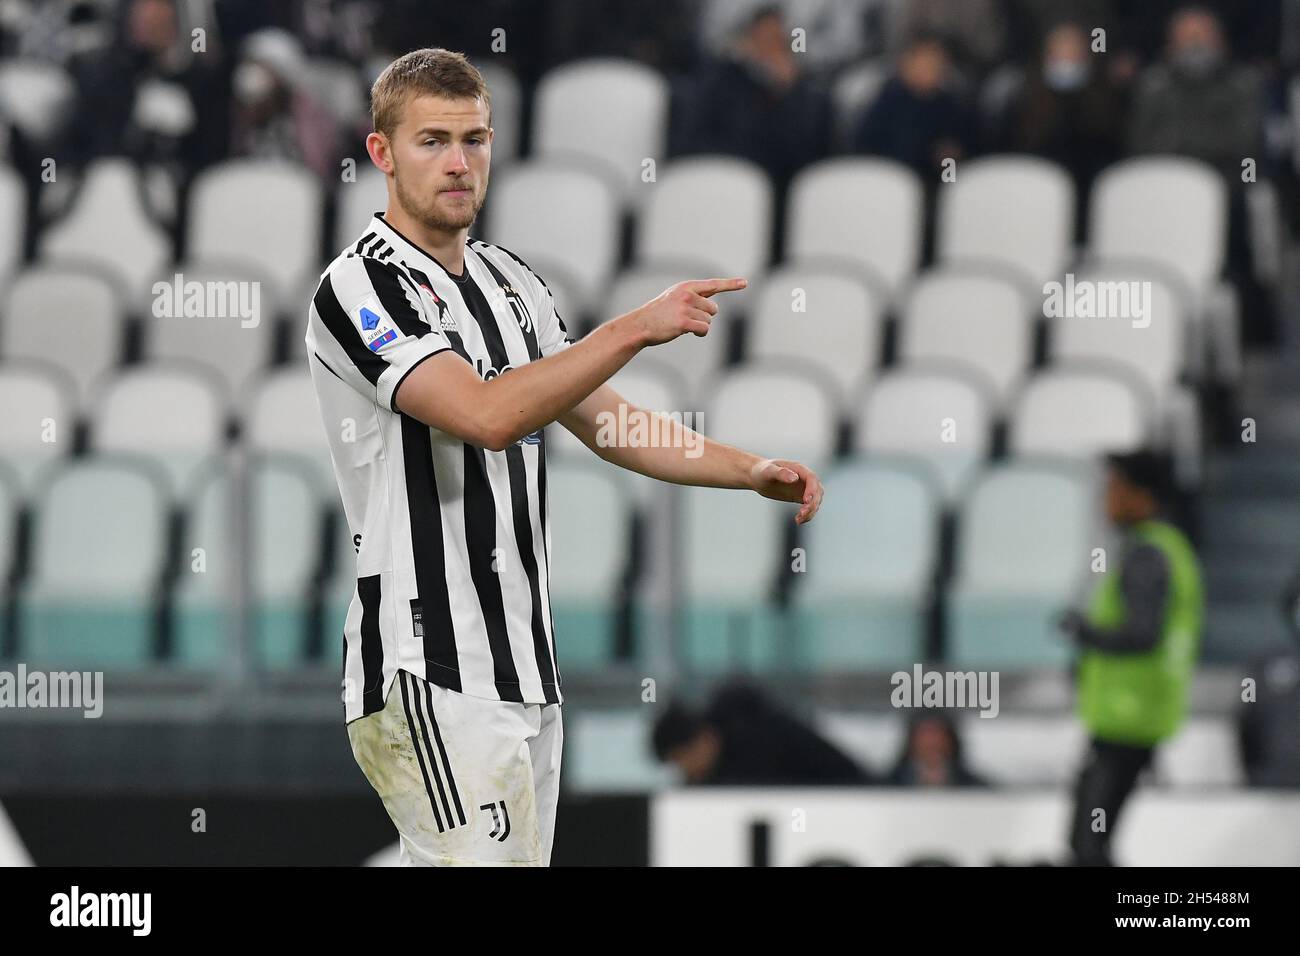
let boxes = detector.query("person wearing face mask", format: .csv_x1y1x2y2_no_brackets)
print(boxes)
229,28,344,183
1127,6,1261,177
998,21,1124,230
1127,6,1275,348
671,4,833,194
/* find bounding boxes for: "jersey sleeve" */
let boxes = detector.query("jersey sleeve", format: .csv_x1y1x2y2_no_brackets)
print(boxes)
528,269,575,359
310,255,454,411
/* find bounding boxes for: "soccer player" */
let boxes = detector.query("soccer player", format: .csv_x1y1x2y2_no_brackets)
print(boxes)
305,47,823,866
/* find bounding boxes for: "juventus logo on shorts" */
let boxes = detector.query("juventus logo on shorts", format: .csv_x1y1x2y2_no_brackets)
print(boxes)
479,801,512,842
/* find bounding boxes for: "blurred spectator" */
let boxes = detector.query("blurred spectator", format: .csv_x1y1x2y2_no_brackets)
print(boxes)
1127,6,1262,175
893,0,1008,80
1113,0,1282,65
1057,451,1204,866
545,0,701,74
1004,0,1116,63
66,0,228,175
229,28,343,182
884,712,988,787
672,4,833,192
700,0,891,73
849,34,975,180
1128,6,1276,344
1236,564,1300,787
652,682,871,786
998,21,1125,229
1,0,113,62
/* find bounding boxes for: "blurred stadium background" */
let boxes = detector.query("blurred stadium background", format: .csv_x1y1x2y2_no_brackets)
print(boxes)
1,0,1300,866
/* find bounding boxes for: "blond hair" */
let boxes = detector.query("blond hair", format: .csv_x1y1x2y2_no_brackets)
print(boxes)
370,48,491,138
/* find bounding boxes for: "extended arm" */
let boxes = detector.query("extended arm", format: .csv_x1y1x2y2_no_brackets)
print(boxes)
393,278,744,451
557,383,824,524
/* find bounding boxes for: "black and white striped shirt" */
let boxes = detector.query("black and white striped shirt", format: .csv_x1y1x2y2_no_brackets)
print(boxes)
305,213,573,722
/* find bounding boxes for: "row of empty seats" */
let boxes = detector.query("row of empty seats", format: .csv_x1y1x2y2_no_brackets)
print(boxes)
0,257,1197,407
0,150,1240,379
0,452,1114,672
1,355,1184,504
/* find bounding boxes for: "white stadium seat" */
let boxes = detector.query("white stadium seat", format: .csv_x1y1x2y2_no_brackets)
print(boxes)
1087,156,1238,384
936,155,1075,287
90,364,227,496
19,458,170,665
546,459,630,604
1009,367,1149,459
637,156,772,285
1048,269,1187,403
532,58,669,204
748,265,885,405
948,461,1096,668
787,157,922,298
139,263,278,396
792,458,940,669
40,158,172,300
854,367,994,502
0,165,25,289
2,267,123,404
1088,156,1226,296
186,159,323,302
475,61,523,167
486,161,621,315
704,365,839,466
0,60,75,143
334,163,388,254
0,364,74,492
898,270,1032,408
245,367,334,490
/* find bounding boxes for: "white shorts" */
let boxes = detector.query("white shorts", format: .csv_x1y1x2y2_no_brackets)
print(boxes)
347,669,564,866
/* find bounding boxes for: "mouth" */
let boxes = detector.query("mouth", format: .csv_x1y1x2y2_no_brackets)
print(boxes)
441,187,472,198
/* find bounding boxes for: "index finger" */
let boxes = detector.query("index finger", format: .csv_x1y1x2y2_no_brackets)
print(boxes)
686,277,747,298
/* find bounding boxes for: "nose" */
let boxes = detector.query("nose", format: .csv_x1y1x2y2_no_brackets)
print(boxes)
446,144,470,174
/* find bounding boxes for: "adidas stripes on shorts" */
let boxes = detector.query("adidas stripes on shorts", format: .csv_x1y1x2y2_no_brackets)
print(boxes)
347,669,563,866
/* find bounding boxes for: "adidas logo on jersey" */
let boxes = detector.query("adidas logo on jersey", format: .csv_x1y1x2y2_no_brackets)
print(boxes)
440,312,458,332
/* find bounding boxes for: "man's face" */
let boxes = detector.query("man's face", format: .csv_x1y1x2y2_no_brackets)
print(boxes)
383,93,492,233
900,42,948,96
1105,468,1154,525
667,728,721,783
1170,10,1224,57
129,0,177,53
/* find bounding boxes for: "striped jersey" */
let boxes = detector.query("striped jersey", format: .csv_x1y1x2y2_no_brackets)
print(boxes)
305,212,574,723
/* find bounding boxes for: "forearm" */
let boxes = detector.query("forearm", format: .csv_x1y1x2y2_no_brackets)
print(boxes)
581,403,759,489
482,316,645,448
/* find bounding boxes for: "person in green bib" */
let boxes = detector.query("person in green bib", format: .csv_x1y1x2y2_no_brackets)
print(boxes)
1057,450,1204,866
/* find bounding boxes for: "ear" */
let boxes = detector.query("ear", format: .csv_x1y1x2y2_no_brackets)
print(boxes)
366,131,394,175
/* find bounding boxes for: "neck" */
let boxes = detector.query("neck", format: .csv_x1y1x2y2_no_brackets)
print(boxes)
382,201,469,277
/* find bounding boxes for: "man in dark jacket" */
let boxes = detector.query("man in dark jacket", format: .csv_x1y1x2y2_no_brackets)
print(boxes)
652,682,871,786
